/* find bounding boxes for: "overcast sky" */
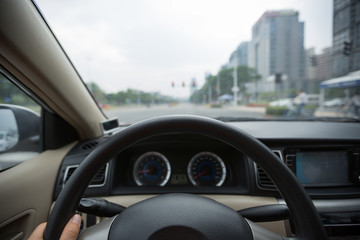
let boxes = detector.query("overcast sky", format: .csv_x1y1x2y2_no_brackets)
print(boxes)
36,0,332,98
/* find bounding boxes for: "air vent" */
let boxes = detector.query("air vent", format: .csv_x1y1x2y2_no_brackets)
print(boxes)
255,150,283,190
64,166,77,183
63,163,109,188
90,164,108,186
82,141,99,150
256,165,276,189
285,154,296,173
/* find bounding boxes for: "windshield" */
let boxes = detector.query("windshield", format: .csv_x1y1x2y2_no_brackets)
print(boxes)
35,0,360,123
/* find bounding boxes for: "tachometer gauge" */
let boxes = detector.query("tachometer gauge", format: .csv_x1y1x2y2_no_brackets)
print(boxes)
133,152,171,186
187,152,226,186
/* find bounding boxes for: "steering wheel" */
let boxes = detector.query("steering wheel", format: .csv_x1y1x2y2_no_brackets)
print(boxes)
44,115,328,240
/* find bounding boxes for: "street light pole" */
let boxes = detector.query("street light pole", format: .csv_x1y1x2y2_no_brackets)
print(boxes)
232,58,238,106
208,82,212,104
216,73,220,97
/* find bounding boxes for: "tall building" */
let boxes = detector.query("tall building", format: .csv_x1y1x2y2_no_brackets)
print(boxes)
248,10,305,89
229,42,249,67
332,0,360,77
306,47,333,81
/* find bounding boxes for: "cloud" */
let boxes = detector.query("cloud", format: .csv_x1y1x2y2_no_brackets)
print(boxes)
36,0,332,96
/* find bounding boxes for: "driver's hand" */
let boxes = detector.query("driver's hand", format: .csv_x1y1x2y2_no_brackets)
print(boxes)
28,214,81,240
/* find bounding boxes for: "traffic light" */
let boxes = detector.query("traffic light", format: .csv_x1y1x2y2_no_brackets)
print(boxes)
192,80,196,87
182,81,185,87
343,41,352,56
275,73,282,84
171,81,175,87
310,56,317,66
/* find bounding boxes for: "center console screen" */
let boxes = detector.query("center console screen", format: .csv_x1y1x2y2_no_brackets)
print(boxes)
295,151,350,186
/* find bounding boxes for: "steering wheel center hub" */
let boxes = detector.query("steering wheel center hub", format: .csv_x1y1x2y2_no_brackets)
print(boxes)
108,194,252,240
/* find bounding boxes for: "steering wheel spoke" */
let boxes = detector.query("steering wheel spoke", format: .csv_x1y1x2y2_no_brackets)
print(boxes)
246,220,286,240
78,216,116,240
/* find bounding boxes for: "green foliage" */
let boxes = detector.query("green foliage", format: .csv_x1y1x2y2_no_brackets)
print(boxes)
258,92,278,102
324,88,346,99
85,82,175,105
266,105,317,116
10,94,28,105
265,106,288,116
0,74,37,107
106,88,174,105
286,89,298,98
190,66,260,103
189,90,204,104
304,104,317,111
210,104,222,108
87,82,108,104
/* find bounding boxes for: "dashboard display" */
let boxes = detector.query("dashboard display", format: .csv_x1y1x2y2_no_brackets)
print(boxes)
296,151,350,186
187,152,226,186
170,174,188,185
133,152,171,186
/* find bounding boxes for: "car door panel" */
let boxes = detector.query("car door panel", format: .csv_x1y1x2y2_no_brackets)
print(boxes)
0,142,76,239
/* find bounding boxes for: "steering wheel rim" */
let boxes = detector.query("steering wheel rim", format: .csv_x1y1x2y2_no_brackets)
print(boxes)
44,115,327,240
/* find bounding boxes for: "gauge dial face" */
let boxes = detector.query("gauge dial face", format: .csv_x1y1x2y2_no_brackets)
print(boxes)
187,152,226,186
133,152,171,186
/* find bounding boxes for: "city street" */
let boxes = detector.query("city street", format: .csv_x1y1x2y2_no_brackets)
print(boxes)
103,103,266,124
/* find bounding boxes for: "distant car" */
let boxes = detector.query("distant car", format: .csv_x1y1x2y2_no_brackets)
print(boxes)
269,98,293,108
306,94,320,106
324,98,346,108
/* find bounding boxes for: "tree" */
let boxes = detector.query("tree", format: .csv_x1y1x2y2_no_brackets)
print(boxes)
0,74,37,106
86,82,108,104
106,89,175,105
190,66,260,103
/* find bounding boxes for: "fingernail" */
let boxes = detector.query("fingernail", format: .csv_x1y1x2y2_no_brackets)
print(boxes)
72,214,82,225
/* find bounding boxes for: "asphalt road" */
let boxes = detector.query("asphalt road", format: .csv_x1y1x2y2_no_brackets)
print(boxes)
103,103,265,124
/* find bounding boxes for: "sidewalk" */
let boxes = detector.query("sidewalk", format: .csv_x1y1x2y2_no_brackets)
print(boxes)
226,105,355,118
314,108,349,117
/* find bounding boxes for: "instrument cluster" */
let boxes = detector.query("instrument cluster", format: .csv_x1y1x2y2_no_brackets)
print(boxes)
131,151,228,187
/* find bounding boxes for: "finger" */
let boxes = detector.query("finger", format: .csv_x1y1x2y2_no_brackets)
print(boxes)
28,222,47,240
59,214,81,240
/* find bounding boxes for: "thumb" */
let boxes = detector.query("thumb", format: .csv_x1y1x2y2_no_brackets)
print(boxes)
28,222,47,240
59,214,81,240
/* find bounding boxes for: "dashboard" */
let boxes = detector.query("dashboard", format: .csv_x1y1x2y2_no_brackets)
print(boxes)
54,121,360,239
56,134,250,197
111,134,250,195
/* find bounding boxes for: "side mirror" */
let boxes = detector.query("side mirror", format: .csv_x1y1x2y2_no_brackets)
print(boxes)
0,104,41,170
0,104,41,152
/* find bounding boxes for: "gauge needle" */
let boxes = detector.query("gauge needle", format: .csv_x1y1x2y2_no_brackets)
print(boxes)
137,169,151,173
194,170,206,179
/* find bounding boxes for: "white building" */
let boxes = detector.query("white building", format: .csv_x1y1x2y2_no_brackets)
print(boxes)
229,42,249,68
248,10,305,90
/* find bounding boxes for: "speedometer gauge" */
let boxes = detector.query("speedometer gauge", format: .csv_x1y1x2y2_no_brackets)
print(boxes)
187,152,226,186
133,152,171,186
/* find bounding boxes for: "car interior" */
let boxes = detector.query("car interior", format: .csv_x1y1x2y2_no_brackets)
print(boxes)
0,1,359,240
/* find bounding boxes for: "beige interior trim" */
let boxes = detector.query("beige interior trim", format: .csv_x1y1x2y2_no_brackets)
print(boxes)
51,195,286,236
0,142,76,239
0,209,35,229
0,0,105,140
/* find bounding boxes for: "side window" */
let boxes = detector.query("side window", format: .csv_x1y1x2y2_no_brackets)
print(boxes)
0,72,42,171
